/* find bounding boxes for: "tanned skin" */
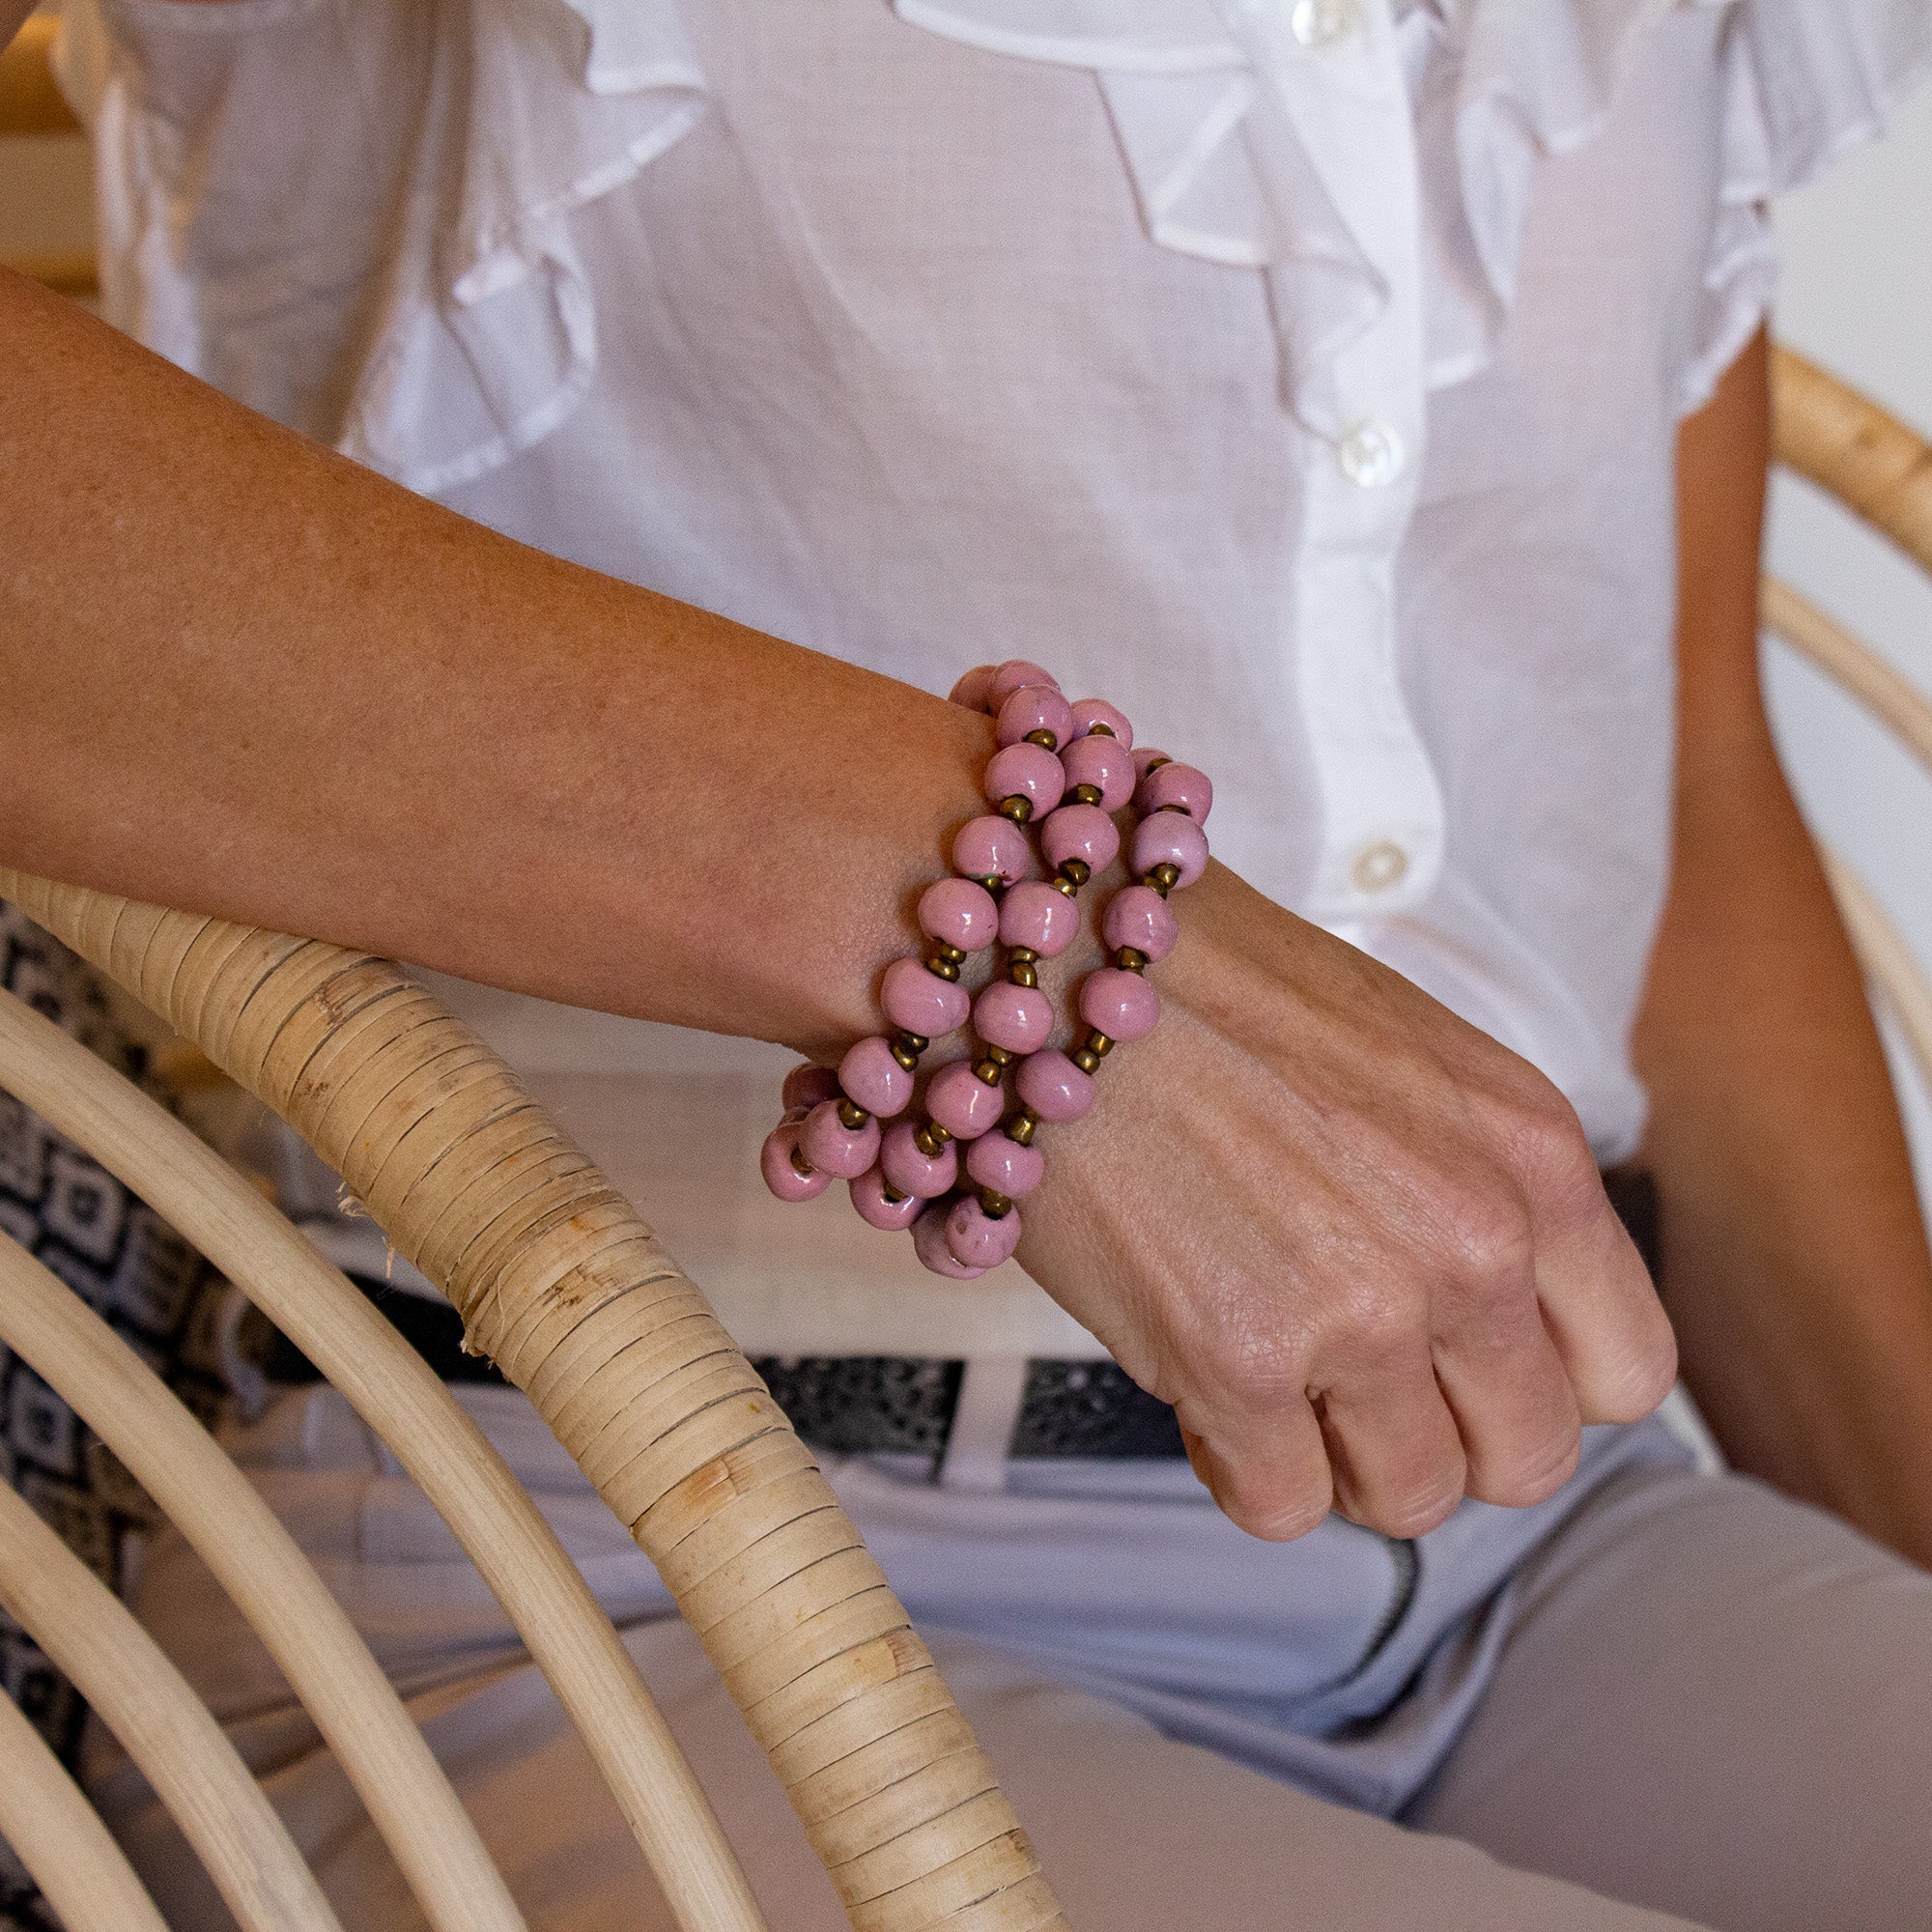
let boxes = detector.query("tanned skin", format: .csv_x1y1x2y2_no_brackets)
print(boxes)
1638,327,1932,1566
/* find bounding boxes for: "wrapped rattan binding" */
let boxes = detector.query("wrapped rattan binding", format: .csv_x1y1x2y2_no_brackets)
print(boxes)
0,870,1069,1932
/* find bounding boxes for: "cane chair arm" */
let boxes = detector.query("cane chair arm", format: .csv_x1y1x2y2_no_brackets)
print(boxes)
1772,345,1932,577
0,870,1068,1932
0,1205,528,1932
0,1686,171,1932
0,1477,345,1932
0,982,766,1932
1766,352,1932,1107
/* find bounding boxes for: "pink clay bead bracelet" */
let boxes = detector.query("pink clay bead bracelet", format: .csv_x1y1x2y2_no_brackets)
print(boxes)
761,657,1210,1278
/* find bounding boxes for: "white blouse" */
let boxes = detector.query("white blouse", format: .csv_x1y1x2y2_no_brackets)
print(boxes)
52,0,1931,1337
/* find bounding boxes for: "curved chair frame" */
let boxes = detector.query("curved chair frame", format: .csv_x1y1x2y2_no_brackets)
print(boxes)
1765,347,1932,1099
0,880,1066,1932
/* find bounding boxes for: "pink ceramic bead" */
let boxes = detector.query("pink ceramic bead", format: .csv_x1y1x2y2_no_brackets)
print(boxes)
973,980,1053,1055
1130,811,1209,888
952,813,1033,886
996,684,1076,753
801,1098,881,1179
945,1194,1024,1269
998,879,1080,957
1059,733,1135,812
1071,697,1134,749
1015,1047,1095,1123
1132,745,1171,780
925,1060,1006,1141
988,659,1061,704
849,1167,924,1232
881,955,971,1037
965,1131,1045,1199
838,1035,915,1119
913,1206,987,1279
1104,883,1180,962
918,876,1000,952
781,1064,842,1114
761,1122,832,1202
1041,802,1121,874
1080,967,1161,1042
950,664,998,710
1138,761,1213,823
983,742,1066,816
881,1120,958,1198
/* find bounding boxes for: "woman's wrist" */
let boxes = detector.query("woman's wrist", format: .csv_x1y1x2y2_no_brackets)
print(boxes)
759,660,1216,1275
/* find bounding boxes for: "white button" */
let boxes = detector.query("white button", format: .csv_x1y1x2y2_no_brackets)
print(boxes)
1290,0,1361,48
1350,838,1410,895
1337,420,1405,489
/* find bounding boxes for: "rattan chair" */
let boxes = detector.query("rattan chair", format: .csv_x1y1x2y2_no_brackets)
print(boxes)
4,22,1931,1929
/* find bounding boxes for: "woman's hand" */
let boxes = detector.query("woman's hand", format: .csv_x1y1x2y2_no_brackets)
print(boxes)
1018,862,1679,1542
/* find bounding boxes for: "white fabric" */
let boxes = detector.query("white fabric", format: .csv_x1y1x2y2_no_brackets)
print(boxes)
54,0,1932,1332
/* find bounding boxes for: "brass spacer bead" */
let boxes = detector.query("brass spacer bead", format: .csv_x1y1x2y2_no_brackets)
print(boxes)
997,795,1033,825
1024,727,1060,752
1009,946,1039,965
1070,1044,1102,1075
1089,722,1118,738
789,1144,817,1178
837,1097,871,1131
1005,1108,1040,1148
979,1187,1014,1219
1084,1029,1115,1060
1116,946,1149,973
1009,958,1038,989
1146,862,1180,896
923,947,963,981
1058,858,1092,890
890,1035,923,1072
914,1121,952,1157
1051,874,1081,898
1070,782,1103,807
971,873,1003,893
974,1045,1016,1083
881,1181,911,1205
1145,753,1172,774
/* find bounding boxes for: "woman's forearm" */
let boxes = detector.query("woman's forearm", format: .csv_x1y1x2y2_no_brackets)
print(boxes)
3,269,1677,1546
0,269,989,1056
1635,327,1932,1564
1635,726,1932,1561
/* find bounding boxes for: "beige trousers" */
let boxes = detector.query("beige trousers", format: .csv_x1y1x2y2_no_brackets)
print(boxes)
99,1405,1932,1931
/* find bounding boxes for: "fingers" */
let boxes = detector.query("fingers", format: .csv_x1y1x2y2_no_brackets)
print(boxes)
1430,1284,1581,1507
1314,1358,1468,1537
1179,1399,1334,1543
1505,1105,1679,1424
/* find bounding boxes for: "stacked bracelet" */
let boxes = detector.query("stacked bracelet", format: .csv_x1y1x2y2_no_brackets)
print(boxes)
761,659,1210,1277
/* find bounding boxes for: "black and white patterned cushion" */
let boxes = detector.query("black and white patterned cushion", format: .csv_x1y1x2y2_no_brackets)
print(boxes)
0,902,230,1931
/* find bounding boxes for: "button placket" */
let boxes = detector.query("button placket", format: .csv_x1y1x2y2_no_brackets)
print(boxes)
1252,1,1445,925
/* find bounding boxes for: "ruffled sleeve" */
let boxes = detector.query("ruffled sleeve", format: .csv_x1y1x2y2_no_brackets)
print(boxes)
1681,0,1932,413
56,0,706,493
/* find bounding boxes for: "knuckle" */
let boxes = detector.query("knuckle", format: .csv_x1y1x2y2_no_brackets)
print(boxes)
1429,1178,1535,1289
1475,1428,1581,1509
1197,1311,1309,1413
1373,1472,1465,1539
1239,1481,1334,1544
1335,1287,1423,1373
1590,1319,1681,1423
1486,1081,1596,1203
